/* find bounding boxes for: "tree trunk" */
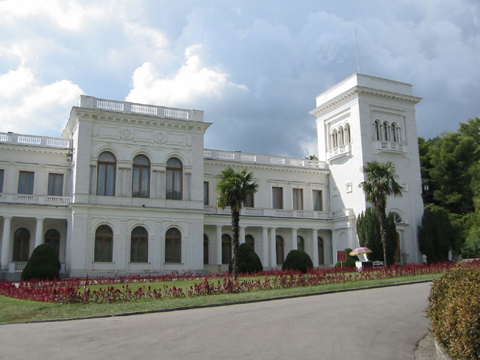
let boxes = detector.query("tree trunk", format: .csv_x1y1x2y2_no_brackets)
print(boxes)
378,210,388,268
231,210,240,280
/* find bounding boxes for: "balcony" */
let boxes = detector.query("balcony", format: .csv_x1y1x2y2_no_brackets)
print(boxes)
79,95,204,122
375,141,408,155
204,149,327,170
0,193,71,206
327,144,352,163
0,132,71,149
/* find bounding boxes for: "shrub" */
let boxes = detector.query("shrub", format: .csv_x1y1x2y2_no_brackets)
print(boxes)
427,265,480,359
21,244,61,281
335,248,357,268
228,243,263,274
282,250,313,274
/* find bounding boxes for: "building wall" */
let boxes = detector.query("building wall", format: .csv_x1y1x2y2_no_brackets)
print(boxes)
0,73,424,279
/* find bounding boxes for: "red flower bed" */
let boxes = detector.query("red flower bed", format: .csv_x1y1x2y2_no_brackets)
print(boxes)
1,261,477,304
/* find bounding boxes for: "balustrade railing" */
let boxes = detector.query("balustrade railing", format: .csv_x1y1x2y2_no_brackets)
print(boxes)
204,149,327,169
0,194,71,206
0,132,71,149
79,95,204,121
204,205,352,220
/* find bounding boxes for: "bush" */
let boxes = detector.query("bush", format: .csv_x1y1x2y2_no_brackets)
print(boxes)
335,248,357,268
21,244,61,281
427,265,480,359
282,250,313,274
228,243,263,274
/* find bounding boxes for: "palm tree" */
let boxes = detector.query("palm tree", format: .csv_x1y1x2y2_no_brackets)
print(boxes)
216,167,258,280
359,161,403,267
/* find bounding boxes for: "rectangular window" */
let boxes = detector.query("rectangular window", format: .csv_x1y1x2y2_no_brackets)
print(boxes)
0,169,4,193
245,192,254,207
293,188,303,210
18,171,34,194
204,181,209,205
313,190,323,211
272,187,283,209
48,173,64,196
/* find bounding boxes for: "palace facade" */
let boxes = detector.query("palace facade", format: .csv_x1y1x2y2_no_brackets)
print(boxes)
0,73,424,280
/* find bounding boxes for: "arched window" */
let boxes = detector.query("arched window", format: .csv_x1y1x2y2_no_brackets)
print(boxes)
13,228,30,261
222,234,232,264
94,225,113,262
339,127,344,146
297,236,305,252
391,123,397,142
166,158,182,200
318,237,325,265
204,234,209,265
383,121,389,141
130,226,148,263
345,123,351,144
374,120,381,141
132,155,150,198
245,235,255,250
165,228,181,263
276,235,284,265
392,212,403,224
97,152,116,196
45,229,60,258
332,129,338,148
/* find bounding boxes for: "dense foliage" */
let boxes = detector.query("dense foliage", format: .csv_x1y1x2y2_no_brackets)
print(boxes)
21,244,61,281
282,250,313,274
228,243,263,274
357,208,397,264
420,117,480,259
427,264,480,359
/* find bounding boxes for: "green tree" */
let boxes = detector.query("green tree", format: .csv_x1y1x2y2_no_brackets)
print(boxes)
359,161,403,267
216,167,258,280
357,208,397,264
418,204,455,263
304,155,318,160
228,243,263,274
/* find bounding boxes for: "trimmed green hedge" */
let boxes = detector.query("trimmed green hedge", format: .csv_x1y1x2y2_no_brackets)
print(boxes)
21,244,61,281
282,250,313,274
427,265,480,360
229,243,263,274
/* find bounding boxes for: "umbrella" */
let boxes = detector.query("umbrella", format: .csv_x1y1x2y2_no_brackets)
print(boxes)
349,247,372,256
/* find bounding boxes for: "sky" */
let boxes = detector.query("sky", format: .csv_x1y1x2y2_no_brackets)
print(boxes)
1,0,479,159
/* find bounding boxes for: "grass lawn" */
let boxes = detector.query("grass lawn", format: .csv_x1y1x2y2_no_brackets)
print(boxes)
0,273,439,324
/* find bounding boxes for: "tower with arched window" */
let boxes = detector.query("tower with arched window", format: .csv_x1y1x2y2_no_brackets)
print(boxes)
310,73,424,264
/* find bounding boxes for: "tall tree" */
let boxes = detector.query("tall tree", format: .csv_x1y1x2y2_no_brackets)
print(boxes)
418,204,455,263
216,167,258,280
357,208,397,264
359,161,403,266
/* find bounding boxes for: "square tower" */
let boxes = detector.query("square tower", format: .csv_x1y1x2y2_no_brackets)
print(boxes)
310,74,424,264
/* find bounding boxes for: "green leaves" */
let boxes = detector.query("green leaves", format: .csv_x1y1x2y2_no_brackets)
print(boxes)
215,167,258,212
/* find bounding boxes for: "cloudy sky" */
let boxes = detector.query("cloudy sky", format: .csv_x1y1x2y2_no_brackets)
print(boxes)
1,0,479,158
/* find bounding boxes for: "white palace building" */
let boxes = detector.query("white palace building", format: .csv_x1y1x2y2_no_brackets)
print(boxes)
0,73,424,280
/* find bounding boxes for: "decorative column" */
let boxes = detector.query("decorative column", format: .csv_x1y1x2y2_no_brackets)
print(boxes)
331,230,337,265
90,165,97,195
216,225,222,265
262,227,269,269
270,227,277,270
239,226,245,244
312,229,319,267
34,218,44,249
291,228,298,250
1,217,12,270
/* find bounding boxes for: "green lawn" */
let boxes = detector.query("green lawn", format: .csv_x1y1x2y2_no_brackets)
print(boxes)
0,274,439,324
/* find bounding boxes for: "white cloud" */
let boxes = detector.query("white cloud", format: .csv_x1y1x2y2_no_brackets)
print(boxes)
126,44,248,106
0,66,83,135
0,0,110,31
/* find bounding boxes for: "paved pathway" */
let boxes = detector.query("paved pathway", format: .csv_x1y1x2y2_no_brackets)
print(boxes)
0,282,432,360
